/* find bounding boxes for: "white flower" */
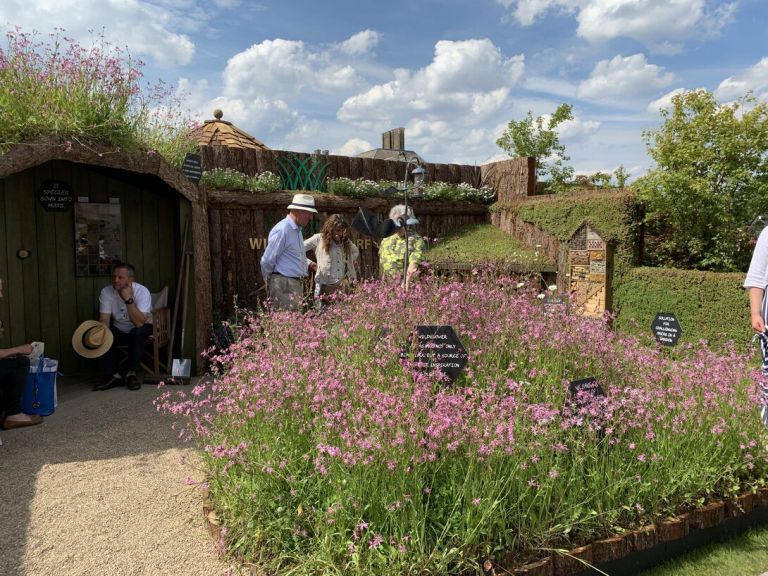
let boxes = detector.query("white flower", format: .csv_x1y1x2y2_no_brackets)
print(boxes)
536,293,545,300
548,285,557,292
516,282,525,289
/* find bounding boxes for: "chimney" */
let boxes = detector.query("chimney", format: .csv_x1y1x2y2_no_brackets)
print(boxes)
382,127,405,150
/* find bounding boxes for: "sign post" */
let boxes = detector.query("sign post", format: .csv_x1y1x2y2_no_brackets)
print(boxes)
651,312,682,346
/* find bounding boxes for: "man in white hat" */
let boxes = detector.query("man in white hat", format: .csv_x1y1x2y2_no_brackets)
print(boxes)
260,193,318,311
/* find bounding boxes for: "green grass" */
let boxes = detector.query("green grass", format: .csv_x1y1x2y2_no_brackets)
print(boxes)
638,524,768,576
428,223,553,267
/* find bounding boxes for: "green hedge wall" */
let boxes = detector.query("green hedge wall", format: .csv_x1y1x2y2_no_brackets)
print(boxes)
612,267,752,350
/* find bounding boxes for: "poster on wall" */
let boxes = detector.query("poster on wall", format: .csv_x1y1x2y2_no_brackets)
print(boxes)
74,202,123,277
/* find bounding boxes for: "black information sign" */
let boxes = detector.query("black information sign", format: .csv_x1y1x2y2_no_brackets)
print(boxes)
651,312,682,346
404,325,468,385
182,153,203,184
38,180,73,212
568,376,605,404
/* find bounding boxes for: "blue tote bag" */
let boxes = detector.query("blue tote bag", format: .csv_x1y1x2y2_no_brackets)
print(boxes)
21,357,58,416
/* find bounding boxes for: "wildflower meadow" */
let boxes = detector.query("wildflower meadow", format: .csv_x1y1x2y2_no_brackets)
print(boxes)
157,274,768,575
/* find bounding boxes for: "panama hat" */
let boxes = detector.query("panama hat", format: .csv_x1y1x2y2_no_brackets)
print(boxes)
287,193,318,213
72,320,114,359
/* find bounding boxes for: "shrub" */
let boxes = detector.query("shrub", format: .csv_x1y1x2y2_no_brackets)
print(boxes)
200,168,282,193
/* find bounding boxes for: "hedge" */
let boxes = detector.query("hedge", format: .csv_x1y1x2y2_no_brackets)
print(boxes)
612,267,753,350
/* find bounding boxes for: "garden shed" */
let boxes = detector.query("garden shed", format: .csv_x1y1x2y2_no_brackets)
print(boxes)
0,138,211,375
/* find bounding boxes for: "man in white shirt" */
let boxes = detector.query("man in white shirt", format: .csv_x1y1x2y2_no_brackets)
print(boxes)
94,263,153,391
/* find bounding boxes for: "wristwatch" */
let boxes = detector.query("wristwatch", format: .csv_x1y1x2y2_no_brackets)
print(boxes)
124,297,135,305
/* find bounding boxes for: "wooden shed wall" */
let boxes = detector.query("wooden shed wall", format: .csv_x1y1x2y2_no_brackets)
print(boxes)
207,191,489,318
0,160,190,375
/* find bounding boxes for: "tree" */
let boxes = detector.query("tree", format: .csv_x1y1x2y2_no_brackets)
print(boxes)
637,90,768,271
613,165,630,188
496,103,574,192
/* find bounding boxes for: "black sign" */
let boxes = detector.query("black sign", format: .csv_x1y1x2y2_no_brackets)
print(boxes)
651,312,682,346
403,325,468,385
38,180,73,212
182,153,202,184
568,377,605,404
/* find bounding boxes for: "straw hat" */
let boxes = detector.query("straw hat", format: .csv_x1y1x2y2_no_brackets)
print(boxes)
72,321,114,358
287,193,318,213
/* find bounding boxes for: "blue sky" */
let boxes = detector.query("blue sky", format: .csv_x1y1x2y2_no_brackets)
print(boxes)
2,0,766,182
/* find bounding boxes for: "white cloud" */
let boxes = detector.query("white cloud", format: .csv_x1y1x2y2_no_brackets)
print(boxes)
578,53,675,101
498,0,737,53
339,30,381,55
333,138,373,156
716,58,768,101
337,39,524,126
557,116,600,140
646,88,687,113
0,0,196,67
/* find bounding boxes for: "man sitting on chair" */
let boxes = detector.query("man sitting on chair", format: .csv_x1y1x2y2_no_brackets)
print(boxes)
94,262,152,391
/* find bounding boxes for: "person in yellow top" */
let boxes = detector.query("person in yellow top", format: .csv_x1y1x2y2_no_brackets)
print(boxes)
378,204,426,289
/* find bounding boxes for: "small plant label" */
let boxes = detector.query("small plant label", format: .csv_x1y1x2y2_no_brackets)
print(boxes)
568,376,605,404
651,312,682,346
543,293,569,315
182,153,203,184
405,325,468,385
38,180,73,212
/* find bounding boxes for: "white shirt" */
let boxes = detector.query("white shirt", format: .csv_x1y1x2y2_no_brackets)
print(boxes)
304,234,359,285
99,282,152,333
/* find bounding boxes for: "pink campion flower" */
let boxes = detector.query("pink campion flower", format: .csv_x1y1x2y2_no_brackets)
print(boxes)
369,534,384,549
472,498,481,506
637,454,646,463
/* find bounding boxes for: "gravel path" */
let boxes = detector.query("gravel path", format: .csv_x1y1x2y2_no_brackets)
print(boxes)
0,377,232,576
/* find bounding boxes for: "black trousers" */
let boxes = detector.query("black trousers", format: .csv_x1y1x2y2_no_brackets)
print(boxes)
101,324,152,376
0,355,30,416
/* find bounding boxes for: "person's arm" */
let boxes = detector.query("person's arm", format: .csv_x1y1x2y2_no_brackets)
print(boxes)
749,287,766,333
0,343,32,360
117,282,147,327
347,242,360,282
304,234,319,273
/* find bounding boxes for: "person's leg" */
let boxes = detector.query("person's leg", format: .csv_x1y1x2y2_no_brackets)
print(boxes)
94,327,129,391
0,355,41,428
124,324,152,390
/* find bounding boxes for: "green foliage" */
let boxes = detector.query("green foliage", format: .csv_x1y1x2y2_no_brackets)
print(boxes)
0,28,198,166
614,165,630,188
276,154,330,191
427,223,552,267
638,524,768,576
637,89,768,271
612,267,751,350
200,168,282,193
327,177,495,203
496,103,575,192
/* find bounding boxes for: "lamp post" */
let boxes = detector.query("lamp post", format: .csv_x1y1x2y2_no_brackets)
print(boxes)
400,156,426,285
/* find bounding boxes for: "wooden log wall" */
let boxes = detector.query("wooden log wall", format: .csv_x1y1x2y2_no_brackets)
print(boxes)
481,157,536,203
198,146,490,187
207,191,489,318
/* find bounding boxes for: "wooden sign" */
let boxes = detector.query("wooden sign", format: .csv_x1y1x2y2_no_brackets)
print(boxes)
38,180,73,212
182,153,203,184
543,293,569,315
403,325,468,384
651,312,682,346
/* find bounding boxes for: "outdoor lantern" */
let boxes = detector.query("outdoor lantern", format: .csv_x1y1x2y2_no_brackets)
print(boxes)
412,165,426,191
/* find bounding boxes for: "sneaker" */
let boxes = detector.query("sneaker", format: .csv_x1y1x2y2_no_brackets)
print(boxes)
93,376,123,391
126,375,141,391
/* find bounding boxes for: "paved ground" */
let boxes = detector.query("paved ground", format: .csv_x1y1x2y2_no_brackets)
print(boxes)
0,375,232,576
